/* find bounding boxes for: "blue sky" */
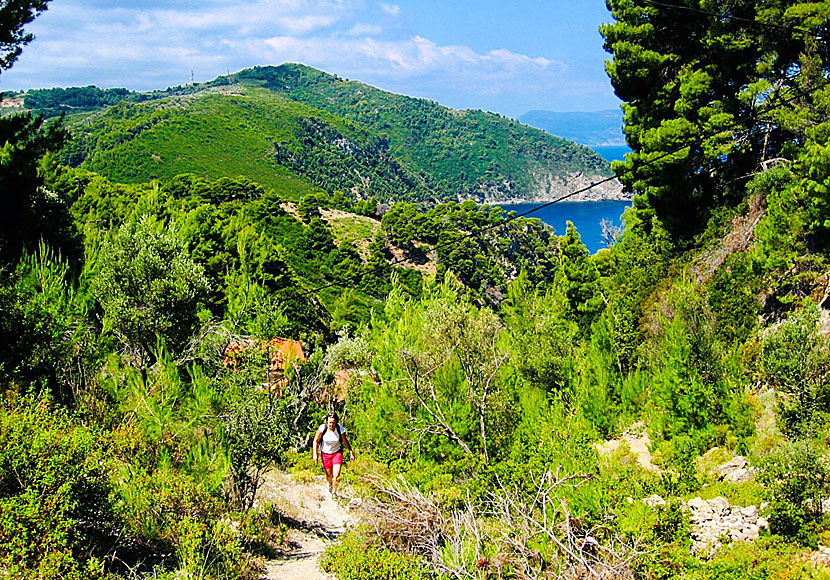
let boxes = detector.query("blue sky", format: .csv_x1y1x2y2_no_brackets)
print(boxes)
0,0,622,118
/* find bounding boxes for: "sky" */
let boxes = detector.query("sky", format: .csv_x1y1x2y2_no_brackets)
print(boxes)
0,0,623,119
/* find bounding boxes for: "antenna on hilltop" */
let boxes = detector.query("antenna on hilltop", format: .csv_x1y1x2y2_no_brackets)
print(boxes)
190,69,195,85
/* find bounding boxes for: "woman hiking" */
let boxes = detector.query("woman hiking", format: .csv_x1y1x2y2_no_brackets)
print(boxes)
312,413,354,498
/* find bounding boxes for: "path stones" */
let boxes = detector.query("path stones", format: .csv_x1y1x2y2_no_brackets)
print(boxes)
684,496,768,556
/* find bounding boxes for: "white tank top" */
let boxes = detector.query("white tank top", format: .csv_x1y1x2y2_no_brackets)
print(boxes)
318,424,345,454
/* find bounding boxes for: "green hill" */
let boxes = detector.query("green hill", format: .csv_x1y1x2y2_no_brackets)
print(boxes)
47,64,622,204
215,64,622,202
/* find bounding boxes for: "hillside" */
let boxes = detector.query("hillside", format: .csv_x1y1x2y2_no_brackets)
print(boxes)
214,64,624,202
44,64,624,204
7,2,830,578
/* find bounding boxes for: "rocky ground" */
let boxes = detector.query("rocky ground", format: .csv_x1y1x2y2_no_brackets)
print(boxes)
255,470,356,580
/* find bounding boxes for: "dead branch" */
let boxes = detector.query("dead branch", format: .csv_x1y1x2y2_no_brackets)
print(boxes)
398,349,474,456
357,473,446,557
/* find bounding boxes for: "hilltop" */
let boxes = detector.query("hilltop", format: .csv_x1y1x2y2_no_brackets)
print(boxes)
23,63,625,205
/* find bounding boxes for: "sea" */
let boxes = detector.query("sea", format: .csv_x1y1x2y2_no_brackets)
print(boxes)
498,143,632,254
499,200,631,254
591,144,630,163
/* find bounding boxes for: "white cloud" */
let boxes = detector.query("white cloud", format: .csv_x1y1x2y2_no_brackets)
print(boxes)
277,14,340,34
258,33,562,81
0,0,616,114
348,22,382,36
379,3,400,16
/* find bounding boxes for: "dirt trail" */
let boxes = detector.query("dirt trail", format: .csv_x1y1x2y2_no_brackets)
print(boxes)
256,470,356,580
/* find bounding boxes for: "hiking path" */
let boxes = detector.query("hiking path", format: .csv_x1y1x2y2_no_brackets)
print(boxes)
256,469,355,580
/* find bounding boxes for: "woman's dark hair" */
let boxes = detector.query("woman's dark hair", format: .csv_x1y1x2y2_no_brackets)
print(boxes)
326,412,339,423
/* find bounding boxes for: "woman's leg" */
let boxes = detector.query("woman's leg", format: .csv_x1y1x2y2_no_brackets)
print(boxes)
324,465,334,491
321,453,334,491
331,462,342,495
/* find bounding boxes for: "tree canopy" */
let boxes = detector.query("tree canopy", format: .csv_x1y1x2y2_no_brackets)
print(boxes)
0,0,49,73
602,0,830,241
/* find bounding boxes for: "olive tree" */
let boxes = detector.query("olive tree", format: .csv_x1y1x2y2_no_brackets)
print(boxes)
94,216,209,367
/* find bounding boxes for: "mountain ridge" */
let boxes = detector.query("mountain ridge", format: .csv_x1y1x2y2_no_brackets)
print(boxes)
25,63,627,205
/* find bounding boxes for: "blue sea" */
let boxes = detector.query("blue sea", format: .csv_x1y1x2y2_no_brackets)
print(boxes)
499,200,631,254
591,144,631,163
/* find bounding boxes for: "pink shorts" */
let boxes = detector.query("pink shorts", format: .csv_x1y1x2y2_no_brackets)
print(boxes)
321,451,343,470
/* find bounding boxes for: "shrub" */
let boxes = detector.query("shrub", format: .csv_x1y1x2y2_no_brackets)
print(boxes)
760,305,830,439
113,463,223,549
171,517,260,580
93,215,209,367
758,440,830,545
320,532,439,580
0,395,115,579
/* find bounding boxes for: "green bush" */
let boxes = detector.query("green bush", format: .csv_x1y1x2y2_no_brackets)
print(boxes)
758,440,830,545
171,517,260,580
0,395,115,579
113,463,223,549
320,532,440,580
760,305,830,439
93,215,210,367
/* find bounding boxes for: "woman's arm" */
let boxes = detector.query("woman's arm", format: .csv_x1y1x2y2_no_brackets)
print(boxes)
342,432,355,461
312,428,322,463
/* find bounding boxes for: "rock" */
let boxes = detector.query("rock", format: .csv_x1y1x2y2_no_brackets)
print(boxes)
812,545,830,566
723,468,754,483
688,497,709,512
594,421,659,472
744,524,760,541
716,456,754,482
643,494,666,508
716,456,748,474
687,496,767,556
709,496,730,516
740,505,758,519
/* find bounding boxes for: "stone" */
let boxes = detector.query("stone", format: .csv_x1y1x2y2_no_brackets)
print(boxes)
744,524,760,541
643,494,666,508
716,455,748,473
687,497,769,556
688,497,709,512
724,468,753,483
740,505,758,519
709,496,730,516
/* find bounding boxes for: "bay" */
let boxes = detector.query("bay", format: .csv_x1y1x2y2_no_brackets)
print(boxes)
499,200,630,254
591,144,631,162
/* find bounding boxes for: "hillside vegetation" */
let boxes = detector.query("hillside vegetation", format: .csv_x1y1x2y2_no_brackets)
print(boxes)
31,64,622,205
4,1,830,579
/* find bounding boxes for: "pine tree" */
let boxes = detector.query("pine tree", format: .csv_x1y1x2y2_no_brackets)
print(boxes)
601,0,829,241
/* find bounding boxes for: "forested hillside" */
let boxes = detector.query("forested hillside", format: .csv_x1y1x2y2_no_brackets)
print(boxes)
3,1,830,579
30,65,623,205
